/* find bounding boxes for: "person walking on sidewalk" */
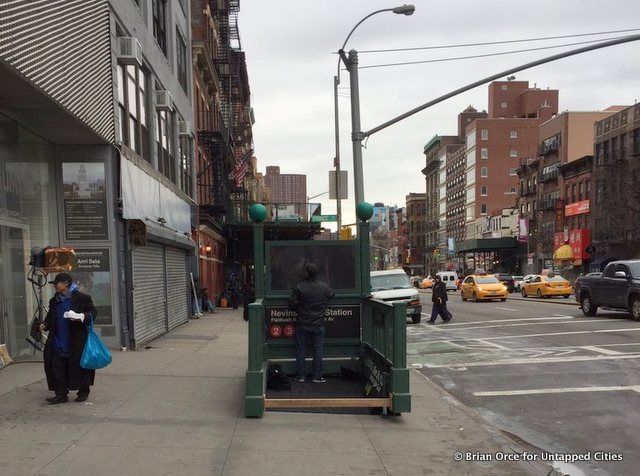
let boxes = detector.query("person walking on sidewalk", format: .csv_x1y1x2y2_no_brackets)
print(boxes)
42,273,98,404
289,263,335,383
428,275,453,324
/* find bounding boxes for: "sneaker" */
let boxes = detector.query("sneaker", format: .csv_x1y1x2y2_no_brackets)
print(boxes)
311,377,327,383
294,376,306,383
426,321,436,325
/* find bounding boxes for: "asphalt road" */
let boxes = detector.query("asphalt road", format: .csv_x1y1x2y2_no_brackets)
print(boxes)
413,290,640,476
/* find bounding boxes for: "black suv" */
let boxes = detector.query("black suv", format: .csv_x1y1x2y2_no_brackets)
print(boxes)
495,273,515,293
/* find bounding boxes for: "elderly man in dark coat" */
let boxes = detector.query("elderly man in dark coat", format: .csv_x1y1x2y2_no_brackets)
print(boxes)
42,273,97,404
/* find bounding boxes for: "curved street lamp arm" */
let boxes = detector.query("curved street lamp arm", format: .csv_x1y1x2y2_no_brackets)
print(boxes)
337,8,394,80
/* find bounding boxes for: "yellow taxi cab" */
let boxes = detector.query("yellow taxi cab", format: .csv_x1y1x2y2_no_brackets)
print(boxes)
460,274,508,302
521,274,573,298
421,276,434,289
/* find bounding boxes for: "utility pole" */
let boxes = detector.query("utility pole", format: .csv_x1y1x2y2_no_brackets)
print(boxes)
341,49,365,206
333,75,342,233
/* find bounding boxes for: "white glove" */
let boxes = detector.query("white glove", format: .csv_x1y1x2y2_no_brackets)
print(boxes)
63,310,85,322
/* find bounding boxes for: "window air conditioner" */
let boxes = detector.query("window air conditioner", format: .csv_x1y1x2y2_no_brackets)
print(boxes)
178,121,191,136
117,37,143,67
156,90,173,111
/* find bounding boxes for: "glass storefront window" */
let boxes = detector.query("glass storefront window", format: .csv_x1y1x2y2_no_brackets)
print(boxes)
0,112,57,357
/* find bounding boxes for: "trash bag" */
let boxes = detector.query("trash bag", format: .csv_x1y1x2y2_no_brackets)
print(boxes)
80,316,112,370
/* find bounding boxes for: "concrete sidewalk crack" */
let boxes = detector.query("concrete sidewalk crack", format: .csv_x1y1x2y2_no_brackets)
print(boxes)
356,415,391,476
219,404,242,475
34,375,156,474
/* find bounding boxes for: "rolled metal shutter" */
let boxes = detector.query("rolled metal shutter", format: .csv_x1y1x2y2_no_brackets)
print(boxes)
132,243,167,347
165,247,189,330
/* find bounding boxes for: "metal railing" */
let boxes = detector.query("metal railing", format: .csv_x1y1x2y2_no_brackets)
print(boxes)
361,299,410,412
539,167,559,183
537,198,557,210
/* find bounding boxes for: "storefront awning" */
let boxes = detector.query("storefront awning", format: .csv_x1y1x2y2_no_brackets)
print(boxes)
553,244,574,261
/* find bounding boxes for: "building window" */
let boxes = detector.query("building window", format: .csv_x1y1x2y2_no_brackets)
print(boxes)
481,129,489,140
480,148,488,159
157,109,175,182
480,166,488,178
481,204,487,215
595,180,604,204
501,102,508,108
152,0,167,55
578,182,584,201
481,185,487,196
510,130,518,139
117,64,149,160
176,28,188,93
178,135,193,197
633,128,640,155
510,149,518,158
565,186,570,201
510,187,516,194
509,168,518,176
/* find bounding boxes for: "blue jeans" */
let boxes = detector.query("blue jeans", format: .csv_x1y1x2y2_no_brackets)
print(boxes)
295,326,325,379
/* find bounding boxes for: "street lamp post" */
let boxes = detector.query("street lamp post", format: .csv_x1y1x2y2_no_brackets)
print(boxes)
335,5,415,216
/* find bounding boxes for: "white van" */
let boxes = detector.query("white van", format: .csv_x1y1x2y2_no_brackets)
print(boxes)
370,269,422,323
436,271,459,292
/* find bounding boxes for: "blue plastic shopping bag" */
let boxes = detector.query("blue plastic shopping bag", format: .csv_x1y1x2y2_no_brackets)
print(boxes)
80,315,112,370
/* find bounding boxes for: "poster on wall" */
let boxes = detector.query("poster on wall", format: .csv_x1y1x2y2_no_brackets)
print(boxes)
62,162,108,240
74,249,112,325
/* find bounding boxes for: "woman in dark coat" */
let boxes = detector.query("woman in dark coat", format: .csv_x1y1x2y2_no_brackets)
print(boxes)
42,273,97,404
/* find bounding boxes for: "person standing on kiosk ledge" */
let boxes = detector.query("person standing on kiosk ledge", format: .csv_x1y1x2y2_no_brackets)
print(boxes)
428,275,453,324
289,263,335,383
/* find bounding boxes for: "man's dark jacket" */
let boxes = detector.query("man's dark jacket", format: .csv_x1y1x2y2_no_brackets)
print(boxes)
43,290,97,391
289,279,335,330
432,281,448,303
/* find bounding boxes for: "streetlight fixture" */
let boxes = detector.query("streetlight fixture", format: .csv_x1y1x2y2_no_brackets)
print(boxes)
334,5,415,232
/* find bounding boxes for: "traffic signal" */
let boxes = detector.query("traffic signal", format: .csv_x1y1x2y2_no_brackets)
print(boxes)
340,227,353,240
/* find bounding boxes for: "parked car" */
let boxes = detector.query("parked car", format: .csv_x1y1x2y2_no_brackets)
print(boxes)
521,274,572,298
436,271,459,292
460,274,508,302
495,273,515,293
371,269,422,323
410,276,423,288
575,261,640,319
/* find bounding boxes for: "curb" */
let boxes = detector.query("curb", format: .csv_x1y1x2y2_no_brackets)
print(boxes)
413,369,565,476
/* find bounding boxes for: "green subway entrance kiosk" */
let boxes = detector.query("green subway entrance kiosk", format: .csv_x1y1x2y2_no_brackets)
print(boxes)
245,203,411,417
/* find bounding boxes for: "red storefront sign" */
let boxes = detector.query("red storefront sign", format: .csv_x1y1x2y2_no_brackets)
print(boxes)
553,229,591,259
565,200,590,217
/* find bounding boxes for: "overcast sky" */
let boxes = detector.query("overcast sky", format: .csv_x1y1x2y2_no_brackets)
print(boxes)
239,0,640,229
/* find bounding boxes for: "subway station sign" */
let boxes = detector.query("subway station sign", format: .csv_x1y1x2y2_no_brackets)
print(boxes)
265,305,361,339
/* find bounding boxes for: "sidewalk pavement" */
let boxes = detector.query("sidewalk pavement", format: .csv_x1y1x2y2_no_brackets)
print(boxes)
0,310,557,476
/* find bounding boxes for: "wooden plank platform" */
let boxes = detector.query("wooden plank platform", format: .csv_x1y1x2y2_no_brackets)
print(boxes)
264,397,392,409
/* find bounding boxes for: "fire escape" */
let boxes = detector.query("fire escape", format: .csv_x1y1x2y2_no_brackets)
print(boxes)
197,0,241,223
